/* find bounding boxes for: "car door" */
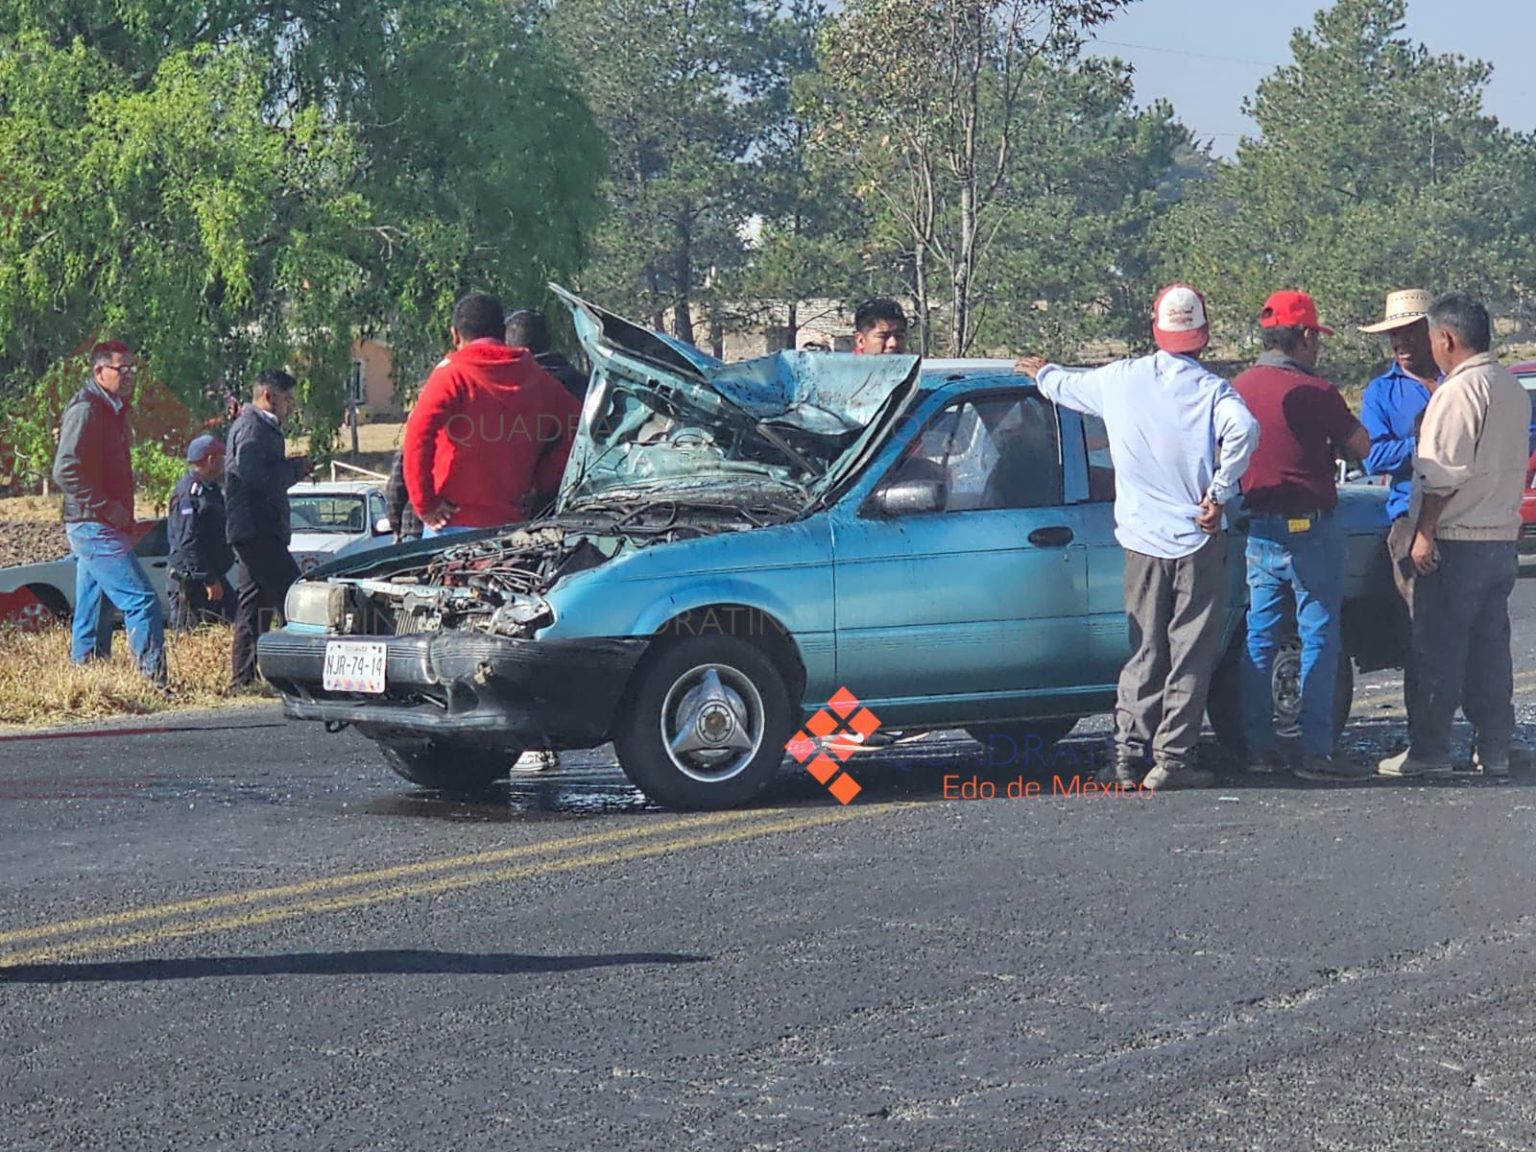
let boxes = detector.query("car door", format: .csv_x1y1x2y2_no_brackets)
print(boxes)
132,519,173,609
1075,414,1130,692
830,390,1091,724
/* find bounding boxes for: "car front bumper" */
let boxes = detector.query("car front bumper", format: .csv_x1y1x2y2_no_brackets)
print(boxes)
256,629,649,747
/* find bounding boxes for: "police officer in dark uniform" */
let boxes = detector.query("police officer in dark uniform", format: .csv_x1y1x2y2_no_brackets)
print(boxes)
167,434,235,630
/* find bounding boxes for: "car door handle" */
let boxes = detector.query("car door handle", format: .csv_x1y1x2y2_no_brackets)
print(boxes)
1028,526,1075,548
151,561,168,569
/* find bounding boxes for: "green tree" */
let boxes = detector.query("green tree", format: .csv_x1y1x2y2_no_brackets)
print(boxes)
550,0,779,348
806,0,1133,355
1157,0,1536,379
0,2,605,472
721,1,866,347
977,68,1196,357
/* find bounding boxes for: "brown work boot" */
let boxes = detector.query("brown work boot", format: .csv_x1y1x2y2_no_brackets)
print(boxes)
1095,746,1142,788
1140,764,1216,792
1376,749,1453,779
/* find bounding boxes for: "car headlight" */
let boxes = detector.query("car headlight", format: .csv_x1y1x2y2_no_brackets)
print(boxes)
285,581,349,629
486,594,553,636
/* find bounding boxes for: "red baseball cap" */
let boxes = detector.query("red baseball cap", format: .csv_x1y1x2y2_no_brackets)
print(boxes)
1259,290,1334,336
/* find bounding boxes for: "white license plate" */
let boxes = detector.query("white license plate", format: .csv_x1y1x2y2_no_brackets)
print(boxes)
322,641,388,694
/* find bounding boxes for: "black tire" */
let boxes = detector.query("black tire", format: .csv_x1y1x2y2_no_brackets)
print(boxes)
612,634,795,811
22,583,70,625
1206,627,1245,759
372,734,520,793
1207,624,1355,759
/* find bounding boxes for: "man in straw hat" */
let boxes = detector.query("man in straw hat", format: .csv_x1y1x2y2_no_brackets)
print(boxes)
1359,289,1440,580
1358,289,1440,730
1015,284,1259,792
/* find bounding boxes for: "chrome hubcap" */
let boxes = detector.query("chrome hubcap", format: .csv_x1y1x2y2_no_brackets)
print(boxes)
1273,642,1303,738
659,664,765,784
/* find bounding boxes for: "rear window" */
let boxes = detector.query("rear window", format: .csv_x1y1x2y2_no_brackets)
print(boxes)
1082,415,1115,502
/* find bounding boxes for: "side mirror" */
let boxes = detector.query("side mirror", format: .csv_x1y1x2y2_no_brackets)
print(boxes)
374,516,392,535
870,477,946,517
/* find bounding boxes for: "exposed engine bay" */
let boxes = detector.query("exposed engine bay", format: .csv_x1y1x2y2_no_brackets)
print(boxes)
332,497,795,640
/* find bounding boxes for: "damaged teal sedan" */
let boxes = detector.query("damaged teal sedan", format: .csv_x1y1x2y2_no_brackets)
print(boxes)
258,287,1401,810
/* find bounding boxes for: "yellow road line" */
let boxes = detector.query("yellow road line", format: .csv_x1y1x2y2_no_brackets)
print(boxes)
0,808,784,950
0,804,883,968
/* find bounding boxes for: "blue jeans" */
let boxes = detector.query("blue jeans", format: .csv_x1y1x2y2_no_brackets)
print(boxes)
421,523,475,539
66,521,166,684
1241,512,1345,757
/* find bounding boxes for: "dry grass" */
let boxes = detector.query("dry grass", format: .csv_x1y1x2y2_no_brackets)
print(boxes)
296,421,405,456
0,494,161,523
0,622,271,729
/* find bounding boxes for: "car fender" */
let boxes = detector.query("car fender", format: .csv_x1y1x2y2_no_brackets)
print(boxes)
624,578,799,641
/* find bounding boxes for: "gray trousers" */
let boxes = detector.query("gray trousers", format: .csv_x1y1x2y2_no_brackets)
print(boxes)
1386,516,1419,724
1408,538,1518,760
1116,534,1227,770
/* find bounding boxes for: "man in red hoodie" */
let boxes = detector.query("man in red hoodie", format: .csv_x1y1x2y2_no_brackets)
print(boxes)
404,291,583,536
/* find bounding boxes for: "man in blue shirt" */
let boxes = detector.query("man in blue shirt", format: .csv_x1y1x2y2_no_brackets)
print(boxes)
1358,290,1438,731
1359,289,1438,525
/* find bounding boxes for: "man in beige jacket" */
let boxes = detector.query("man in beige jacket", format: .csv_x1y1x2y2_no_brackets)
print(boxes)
1379,293,1532,778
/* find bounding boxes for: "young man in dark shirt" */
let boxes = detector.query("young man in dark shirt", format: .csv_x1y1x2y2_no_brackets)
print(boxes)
505,307,590,403
1233,291,1371,781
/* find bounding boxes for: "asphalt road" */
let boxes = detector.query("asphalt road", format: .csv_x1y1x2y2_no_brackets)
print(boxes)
6,579,1536,1150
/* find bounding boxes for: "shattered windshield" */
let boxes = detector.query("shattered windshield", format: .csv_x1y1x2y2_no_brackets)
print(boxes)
552,287,921,513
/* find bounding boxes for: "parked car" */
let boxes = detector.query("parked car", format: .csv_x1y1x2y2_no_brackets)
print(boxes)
0,519,183,628
258,287,1402,810
0,479,389,627
1514,361,1536,556
287,481,392,573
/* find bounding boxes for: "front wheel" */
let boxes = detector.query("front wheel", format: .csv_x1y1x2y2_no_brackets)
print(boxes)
612,635,795,811
366,731,521,793
18,584,69,630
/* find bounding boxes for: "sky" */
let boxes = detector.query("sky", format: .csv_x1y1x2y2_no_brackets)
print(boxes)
1082,0,1536,157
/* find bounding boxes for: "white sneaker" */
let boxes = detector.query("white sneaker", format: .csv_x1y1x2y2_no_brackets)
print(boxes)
514,749,561,772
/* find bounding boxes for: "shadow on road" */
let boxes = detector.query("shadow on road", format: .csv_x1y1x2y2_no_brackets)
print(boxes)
0,948,711,984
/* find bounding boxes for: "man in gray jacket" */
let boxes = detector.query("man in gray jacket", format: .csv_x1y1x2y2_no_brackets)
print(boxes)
51,340,167,687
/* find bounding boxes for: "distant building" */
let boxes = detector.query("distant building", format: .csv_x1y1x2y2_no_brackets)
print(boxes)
345,338,401,420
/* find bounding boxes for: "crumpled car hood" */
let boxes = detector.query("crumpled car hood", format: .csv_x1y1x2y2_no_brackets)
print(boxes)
550,285,921,510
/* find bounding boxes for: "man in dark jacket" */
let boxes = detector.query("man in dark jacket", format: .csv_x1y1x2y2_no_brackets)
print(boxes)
51,340,167,685
225,368,311,687
167,434,235,630
505,307,589,403
384,449,422,543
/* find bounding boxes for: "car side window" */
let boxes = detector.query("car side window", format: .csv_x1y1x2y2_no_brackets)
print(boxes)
133,520,169,557
887,394,1063,511
1082,414,1116,503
